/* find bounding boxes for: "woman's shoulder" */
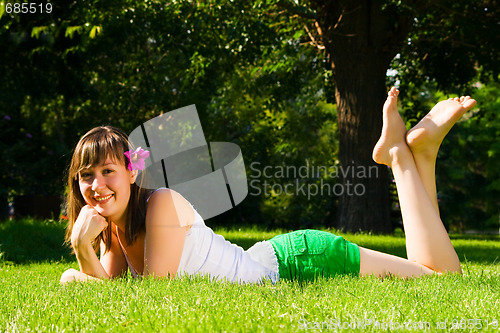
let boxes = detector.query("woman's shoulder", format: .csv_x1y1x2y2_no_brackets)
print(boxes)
147,188,188,205
146,188,195,227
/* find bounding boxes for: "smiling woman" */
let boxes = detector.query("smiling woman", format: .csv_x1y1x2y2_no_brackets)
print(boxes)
64,127,151,259
60,88,475,284
78,158,136,228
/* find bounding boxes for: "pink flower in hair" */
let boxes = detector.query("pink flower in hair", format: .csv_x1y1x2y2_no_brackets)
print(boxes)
124,147,150,171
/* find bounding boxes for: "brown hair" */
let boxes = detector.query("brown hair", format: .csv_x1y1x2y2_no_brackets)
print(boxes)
64,126,152,253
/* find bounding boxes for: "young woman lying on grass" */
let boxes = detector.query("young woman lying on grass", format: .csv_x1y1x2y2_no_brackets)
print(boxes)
60,87,476,284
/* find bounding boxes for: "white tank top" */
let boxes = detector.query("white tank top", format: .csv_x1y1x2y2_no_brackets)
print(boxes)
117,190,279,284
176,207,279,283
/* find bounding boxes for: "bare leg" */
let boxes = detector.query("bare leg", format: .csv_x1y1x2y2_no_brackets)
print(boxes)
359,247,434,277
361,87,462,277
407,96,477,213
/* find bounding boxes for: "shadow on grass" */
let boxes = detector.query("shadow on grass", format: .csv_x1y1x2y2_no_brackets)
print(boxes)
0,218,73,264
1,219,498,266
221,237,257,251
452,243,500,265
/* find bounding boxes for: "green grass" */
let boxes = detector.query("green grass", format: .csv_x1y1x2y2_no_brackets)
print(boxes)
1,219,499,332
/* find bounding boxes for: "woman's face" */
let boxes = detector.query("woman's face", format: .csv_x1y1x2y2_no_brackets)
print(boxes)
78,156,137,226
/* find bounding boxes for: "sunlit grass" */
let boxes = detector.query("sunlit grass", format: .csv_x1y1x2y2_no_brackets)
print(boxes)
0,219,499,332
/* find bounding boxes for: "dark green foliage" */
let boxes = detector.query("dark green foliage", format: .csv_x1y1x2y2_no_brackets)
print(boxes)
0,0,498,230
1,0,338,229
207,25,339,228
386,78,500,231
437,80,500,231
0,1,282,196
389,0,499,93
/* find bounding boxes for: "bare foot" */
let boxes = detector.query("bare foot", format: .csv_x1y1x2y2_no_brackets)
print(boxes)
372,87,410,166
406,96,477,158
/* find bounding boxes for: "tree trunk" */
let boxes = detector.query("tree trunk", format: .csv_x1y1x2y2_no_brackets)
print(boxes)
333,62,392,232
311,0,412,232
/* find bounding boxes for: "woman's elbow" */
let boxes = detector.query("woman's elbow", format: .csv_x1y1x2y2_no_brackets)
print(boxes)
60,268,104,284
60,268,80,284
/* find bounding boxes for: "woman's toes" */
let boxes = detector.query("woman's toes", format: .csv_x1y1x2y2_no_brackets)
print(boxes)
388,87,399,97
462,98,477,109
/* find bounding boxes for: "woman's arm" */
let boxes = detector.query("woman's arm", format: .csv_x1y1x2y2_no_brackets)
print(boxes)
60,235,127,284
73,241,110,279
60,242,109,284
61,225,130,284
60,268,103,283
144,189,194,279
68,205,111,280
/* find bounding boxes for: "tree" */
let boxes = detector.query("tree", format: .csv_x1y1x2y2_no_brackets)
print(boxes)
275,0,499,232
0,1,301,223
1,0,497,231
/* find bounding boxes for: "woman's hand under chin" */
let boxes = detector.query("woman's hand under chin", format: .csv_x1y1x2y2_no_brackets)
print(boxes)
71,205,109,248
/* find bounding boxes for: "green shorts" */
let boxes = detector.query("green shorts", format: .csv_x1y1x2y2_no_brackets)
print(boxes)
267,230,360,281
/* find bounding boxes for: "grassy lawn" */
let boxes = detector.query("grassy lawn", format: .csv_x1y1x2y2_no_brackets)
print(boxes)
1,219,499,332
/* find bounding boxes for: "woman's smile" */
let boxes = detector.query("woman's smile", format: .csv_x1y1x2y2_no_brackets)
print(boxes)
94,193,114,203
78,157,136,226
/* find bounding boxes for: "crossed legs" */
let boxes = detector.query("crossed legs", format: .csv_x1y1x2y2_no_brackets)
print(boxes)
359,87,476,278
